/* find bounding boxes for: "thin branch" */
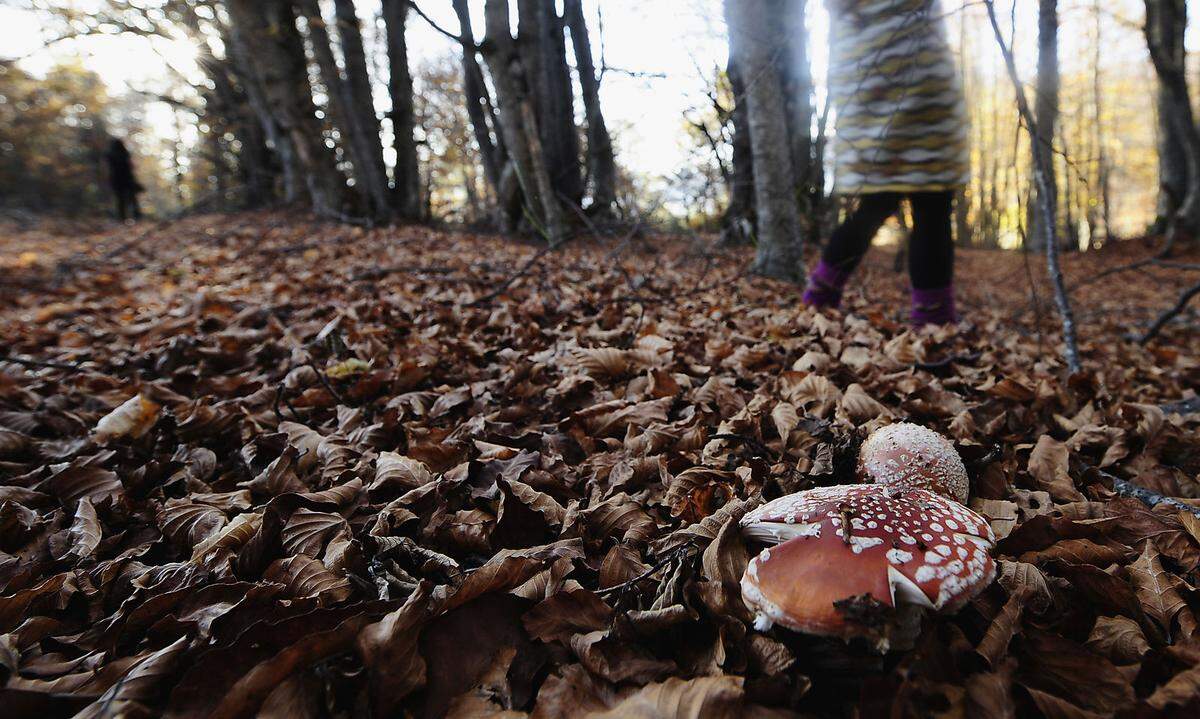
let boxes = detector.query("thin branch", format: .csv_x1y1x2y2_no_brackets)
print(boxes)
1139,278,1200,344
1160,396,1200,415
467,241,569,307
596,547,691,597
406,0,470,47
984,0,1082,374
0,354,87,373
308,361,347,407
1087,465,1200,519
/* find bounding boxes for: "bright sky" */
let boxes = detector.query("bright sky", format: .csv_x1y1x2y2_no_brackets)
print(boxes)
0,1,1175,184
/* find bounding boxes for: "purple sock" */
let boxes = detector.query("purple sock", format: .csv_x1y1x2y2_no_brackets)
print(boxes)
911,285,958,326
802,259,852,309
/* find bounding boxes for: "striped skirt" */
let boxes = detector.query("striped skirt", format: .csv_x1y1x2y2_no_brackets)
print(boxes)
828,0,970,194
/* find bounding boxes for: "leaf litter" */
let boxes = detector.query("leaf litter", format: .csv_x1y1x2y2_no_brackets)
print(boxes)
0,213,1198,717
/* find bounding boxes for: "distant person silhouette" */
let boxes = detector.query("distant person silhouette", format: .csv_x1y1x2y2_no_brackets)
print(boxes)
105,139,143,221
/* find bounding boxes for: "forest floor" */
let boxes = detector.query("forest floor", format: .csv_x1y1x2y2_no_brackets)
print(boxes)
0,211,1199,717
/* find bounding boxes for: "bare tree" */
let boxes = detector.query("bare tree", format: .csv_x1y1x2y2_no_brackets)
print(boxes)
721,58,756,246
382,0,421,220
225,0,343,216
518,1,583,207
724,0,803,282
1146,0,1191,240
985,0,1082,373
780,0,817,228
296,0,381,218
332,0,391,218
449,0,505,191
1145,0,1200,252
1027,0,1059,250
563,0,617,215
481,0,568,244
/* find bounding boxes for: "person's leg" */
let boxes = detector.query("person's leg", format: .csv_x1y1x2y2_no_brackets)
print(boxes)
115,191,127,221
130,193,142,220
907,190,957,325
804,192,903,308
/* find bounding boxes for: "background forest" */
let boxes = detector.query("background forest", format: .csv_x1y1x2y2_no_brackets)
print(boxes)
0,0,1190,252
5,3,1200,718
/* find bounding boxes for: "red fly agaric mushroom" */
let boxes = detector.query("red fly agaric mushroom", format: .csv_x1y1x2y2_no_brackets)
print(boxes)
739,485,995,642
858,423,969,503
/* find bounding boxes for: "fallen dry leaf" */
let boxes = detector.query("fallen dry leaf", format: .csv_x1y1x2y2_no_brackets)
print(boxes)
0,214,1198,716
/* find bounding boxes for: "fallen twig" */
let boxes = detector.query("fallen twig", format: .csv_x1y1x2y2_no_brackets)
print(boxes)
914,352,982,372
710,432,774,459
1160,396,1200,415
1088,465,1200,519
1139,278,1200,344
307,361,347,407
468,240,568,307
596,546,691,597
0,354,87,373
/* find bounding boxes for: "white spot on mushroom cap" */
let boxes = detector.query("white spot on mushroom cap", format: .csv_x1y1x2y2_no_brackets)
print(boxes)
849,536,884,554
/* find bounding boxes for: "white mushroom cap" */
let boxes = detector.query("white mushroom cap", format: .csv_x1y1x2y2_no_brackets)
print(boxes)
858,423,969,503
740,485,995,639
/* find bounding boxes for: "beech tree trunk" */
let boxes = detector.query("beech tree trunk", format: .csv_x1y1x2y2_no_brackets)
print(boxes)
331,0,390,220
724,0,804,282
482,0,568,244
1028,0,1059,250
452,0,508,214
295,0,373,214
781,0,815,218
225,0,343,216
182,4,277,207
222,5,302,203
1146,0,1200,250
563,0,617,215
198,37,276,207
382,0,421,220
518,1,583,207
1148,0,1190,236
721,58,756,246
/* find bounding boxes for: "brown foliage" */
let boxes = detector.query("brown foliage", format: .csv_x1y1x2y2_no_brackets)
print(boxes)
0,214,1198,715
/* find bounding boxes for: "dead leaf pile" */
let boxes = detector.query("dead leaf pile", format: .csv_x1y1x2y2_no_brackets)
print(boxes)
0,213,1198,717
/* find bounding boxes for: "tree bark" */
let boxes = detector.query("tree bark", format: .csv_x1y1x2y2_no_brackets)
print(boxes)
1147,0,1190,236
482,0,568,244
1146,0,1200,251
451,0,505,196
563,0,617,215
181,4,277,208
517,1,583,207
382,0,421,220
225,0,343,216
780,0,815,222
1089,0,1110,246
721,58,756,246
295,0,375,216
331,0,391,220
1028,0,1059,250
724,0,804,282
222,4,303,203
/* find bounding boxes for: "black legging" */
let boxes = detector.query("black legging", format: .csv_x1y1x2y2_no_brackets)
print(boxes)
821,191,954,290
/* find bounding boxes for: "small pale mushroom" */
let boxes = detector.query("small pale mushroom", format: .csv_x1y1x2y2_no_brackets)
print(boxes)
739,485,995,643
858,423,969,503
